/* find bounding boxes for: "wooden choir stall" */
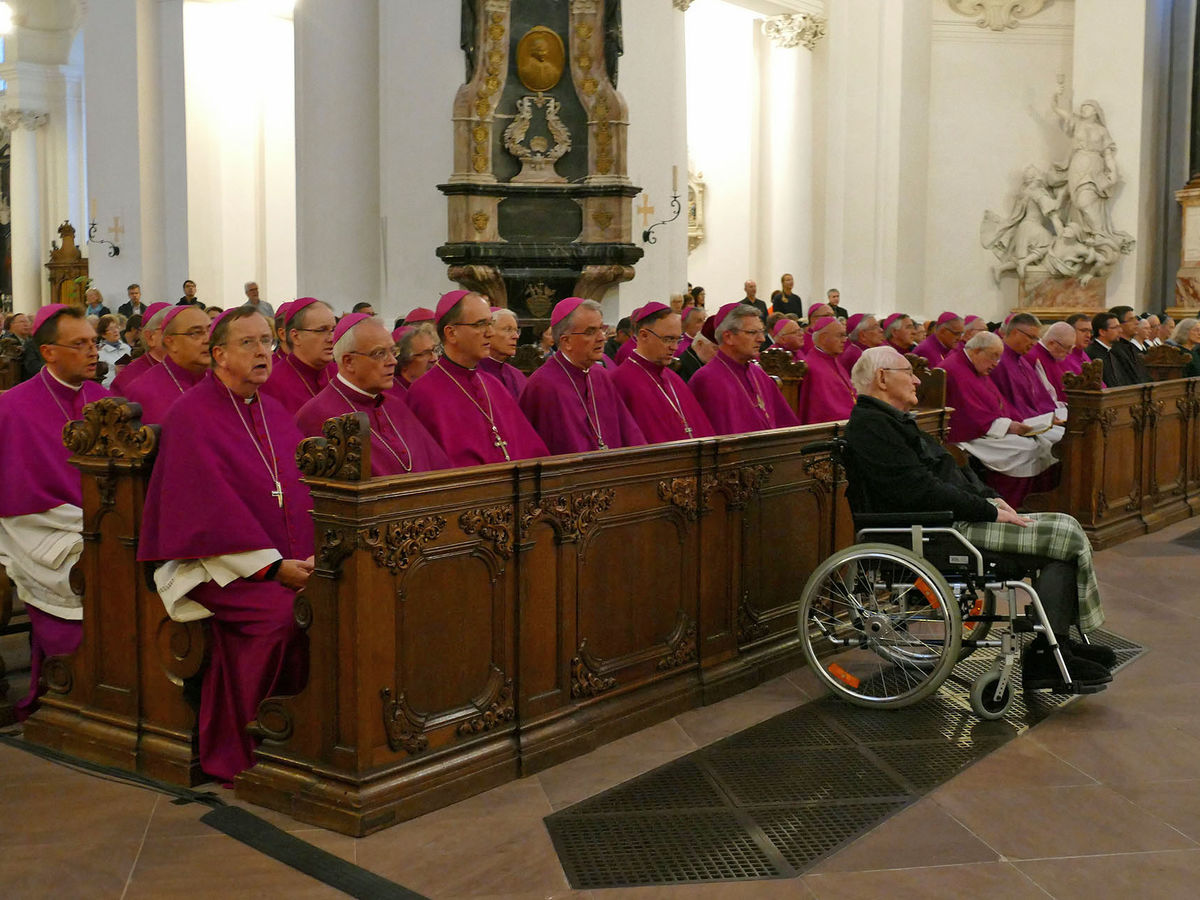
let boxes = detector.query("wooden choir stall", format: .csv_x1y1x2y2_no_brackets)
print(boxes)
19,390,953,836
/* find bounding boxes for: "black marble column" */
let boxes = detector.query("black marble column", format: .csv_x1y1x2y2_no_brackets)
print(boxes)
1190,4,1200,181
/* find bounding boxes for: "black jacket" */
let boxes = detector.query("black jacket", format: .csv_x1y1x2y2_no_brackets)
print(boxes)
770,291,804,317
842,395,999,523
743,298,769,322
1085,339,1146,387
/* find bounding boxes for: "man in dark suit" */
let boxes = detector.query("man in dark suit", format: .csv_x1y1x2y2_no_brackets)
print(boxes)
1085,311,1143,387
1106,306,1149,384
742,280,769,323
117,283,147,319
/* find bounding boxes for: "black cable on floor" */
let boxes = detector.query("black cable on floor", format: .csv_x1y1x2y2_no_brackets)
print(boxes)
0,731,428,900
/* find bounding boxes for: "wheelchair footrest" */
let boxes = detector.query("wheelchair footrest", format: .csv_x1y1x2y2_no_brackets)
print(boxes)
1011,616,1036,633
1024,680,1108,696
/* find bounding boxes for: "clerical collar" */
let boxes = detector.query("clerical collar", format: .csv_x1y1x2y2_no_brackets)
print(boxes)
717,349,752,370
1096,338,1113,350
44,367,84,392
440,354,478,374
337,371,379,401
633,350,664,371
560,354,595,374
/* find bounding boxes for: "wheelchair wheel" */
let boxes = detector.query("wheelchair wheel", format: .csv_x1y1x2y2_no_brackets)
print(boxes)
799,543,962,708
969,668,1013,720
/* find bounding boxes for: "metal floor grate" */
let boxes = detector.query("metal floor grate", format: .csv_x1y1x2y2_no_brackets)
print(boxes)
545,627,1145,890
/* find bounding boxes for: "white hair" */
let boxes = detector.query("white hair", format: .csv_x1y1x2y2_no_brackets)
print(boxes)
1043,321,1075,346
883,315,911,340
850,346,905,392
145,307,171,333
244,281,258,292
965,330,1002,352
849,315,876,341
333,315,381,362
551,299,603,345
396,321,437,365
715,304,760,343
492,307,518,325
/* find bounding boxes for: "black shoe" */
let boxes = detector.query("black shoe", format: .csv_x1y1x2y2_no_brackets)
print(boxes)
1068,638,1118,670
1022,637,1112,693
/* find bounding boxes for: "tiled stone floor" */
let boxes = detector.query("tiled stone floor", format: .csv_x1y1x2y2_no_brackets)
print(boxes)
2,517,1199,898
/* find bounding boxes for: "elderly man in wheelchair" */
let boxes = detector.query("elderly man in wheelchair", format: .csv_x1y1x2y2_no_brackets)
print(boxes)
797,345,1115,719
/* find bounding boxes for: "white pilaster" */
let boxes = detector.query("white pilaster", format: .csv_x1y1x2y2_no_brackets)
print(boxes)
295,0,380,310
4,110,47,313
83,0,189,303
620,0,690,317
759,16,819,304
1071,0,1160,309
820,0,930,317
378,1,459,318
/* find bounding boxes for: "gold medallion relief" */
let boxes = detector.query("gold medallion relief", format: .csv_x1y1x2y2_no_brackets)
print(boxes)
516,26,565,93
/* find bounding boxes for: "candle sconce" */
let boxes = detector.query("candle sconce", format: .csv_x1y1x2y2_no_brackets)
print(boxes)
642,192,682,245
87,219,120,257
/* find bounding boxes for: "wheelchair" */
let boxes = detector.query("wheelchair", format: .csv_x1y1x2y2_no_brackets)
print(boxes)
796,439,1095,720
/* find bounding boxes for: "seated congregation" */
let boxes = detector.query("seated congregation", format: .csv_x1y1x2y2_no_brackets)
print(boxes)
0,287,1175,795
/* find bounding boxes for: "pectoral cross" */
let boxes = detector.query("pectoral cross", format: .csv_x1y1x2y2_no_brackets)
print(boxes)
109,216,125,242
491,427,510,461
272,481,284,508
637,193,655,229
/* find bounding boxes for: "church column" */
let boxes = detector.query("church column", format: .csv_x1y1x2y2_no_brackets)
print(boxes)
3,108,48,313
294,0,380,309
758,9,825,304
83,0,189,300
820,0,930,314
1071,0,1155,307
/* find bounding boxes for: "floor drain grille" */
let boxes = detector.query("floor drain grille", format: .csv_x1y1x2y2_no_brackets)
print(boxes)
545,628,1144,889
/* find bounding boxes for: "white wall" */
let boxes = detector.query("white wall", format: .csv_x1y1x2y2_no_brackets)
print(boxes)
684,1,760,304
617,0,691,318
184,0,296,310
377,2,459,321
923,0,1074,323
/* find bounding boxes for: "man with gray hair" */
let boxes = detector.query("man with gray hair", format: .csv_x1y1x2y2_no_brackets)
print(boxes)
676,306,706,358
520,297,645,453
687,303,799,435
390,322,439,396
243,281,275,319
843,345,1114,692
941,330,1060,508
1026,321,1078,409
295,313,448,476
991,313,1058,421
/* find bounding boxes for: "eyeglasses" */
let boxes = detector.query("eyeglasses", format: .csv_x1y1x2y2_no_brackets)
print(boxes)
1013,329,1040,341
349,347,397,363
452,319,494,331
880,366,915,376
406,347,439,361
293,326,336,336
166,327,209,340
568,326,606,338
225,336,275,351
734,328,765,338
645,329,682,346
49,339,101,352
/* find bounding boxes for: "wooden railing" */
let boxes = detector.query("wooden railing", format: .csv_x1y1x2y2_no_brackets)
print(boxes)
22,397,952,835
1026,361,1200,547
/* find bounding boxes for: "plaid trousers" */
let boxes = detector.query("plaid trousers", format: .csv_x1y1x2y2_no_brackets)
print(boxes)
954,512,1105,633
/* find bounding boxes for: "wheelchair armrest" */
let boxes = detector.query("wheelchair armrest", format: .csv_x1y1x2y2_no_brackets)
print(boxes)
853,510,957,528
